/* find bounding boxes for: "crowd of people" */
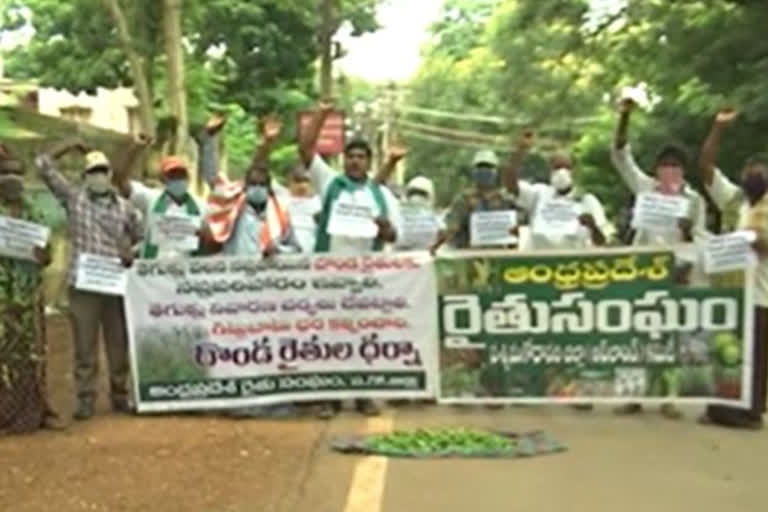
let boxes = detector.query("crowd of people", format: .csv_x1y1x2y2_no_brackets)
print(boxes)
1,97,766,436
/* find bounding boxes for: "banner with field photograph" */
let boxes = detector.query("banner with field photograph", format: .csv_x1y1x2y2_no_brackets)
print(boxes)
436,247,754,407
125,253,438,412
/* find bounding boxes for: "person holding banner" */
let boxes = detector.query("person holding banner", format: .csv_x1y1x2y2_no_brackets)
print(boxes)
201,115,301,258
300,100,403,419
0,145,65,434
35,143,141,421
611,97,709,420
506,131,613,251
431,149,522,253
114,142,208,259
698,108,767,429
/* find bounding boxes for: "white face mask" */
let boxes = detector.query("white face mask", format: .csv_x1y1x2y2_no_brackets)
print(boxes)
407,194,430,208
550,168,573,192
85,172,111,194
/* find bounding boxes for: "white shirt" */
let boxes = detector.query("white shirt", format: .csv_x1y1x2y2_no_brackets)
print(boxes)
309,155,403,254
288,195,322,253
611,145,708,245
707,168,768,307
517,181,613,250
130,180,207,258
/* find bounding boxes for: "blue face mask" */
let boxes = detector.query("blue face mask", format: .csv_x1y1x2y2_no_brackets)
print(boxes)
166,178,188,198
472,166,497,188
246,185,269,205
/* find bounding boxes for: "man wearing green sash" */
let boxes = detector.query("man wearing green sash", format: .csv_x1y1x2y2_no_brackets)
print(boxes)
117,154,207,259
300,100,403,419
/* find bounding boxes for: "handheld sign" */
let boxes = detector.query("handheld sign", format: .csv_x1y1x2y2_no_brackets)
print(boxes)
703,231,757,274
0,215,50,262
532,198,582,237
75,253,127,296
470,210,518,247
151,213,201,252
327,199,377,239
401,208,440,249
632,192,690,233
297,110,346,155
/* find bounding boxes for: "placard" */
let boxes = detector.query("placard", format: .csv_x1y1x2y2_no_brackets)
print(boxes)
151,214,201,251
0,215,50,262
470,210,518,247
327,199,377,238
704,231,757,274
400,209,440,248
532,198,582,236
75,253,127,296
632,192,690,233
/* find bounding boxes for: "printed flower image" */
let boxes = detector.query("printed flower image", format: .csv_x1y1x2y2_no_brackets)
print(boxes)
136,326,209,382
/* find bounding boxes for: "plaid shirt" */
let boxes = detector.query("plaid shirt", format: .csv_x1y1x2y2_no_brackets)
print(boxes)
37,155,141,285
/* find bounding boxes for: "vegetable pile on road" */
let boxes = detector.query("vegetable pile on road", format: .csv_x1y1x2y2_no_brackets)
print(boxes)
364,428,517,456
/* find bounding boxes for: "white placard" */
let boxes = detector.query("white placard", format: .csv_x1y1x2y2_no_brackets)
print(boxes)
532,198,583,236
704,231,757,274
75,253,127,296
470,210,518,247
289,197,321,229
327,199,377,238
0,215,50,262
401,209,440,248
151,213,201,251
632,192,690,233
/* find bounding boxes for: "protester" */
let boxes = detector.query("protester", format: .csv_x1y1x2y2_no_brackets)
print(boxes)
611,97,708,420
0,144,65,433
113,138,207,259
697,108,766,429
506,131,613,250
201,115,300,257
36,142,141,421
300,99,403,419
286,166,322,253
431,149,522,253
396,175,444,251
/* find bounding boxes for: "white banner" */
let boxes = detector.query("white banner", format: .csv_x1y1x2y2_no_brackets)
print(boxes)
125,253,439,412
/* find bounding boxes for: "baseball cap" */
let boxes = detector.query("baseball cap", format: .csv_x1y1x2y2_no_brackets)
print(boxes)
472,150,500,167
84,151,111,172
160,155,188,174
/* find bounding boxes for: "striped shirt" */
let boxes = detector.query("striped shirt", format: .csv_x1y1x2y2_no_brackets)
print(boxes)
36,154,141,285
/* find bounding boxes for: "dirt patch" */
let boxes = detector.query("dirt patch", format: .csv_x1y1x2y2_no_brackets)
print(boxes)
0,316,342,512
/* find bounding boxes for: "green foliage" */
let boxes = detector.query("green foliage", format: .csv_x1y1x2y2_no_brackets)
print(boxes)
136,326,208,382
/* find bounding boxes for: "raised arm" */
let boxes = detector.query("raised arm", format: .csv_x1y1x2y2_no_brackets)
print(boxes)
112,134,152,197
374,140,408,185
699,109,739,187
35,140,85,204
610,99,654,193
248,115,283,174
299,99,333,168
198,115,227,189
503,130,535,196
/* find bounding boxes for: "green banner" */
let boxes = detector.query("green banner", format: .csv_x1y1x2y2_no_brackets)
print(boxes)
436,247,753,406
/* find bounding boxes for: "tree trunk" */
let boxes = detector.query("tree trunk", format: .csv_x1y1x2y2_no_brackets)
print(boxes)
319,0,334,98
163,0,188,158
103,0,156,139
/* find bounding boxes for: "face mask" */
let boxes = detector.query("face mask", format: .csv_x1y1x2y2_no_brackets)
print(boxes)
0,175,23,201
742,173,768,204
550,168,573,192
85,172,110,194
166,178,188,199
472,167,497,188
246,185,269,206
407,194,429,208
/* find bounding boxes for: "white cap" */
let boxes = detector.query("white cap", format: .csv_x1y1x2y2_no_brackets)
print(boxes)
472,150,499,167
84,151,111,171
406,175,435,201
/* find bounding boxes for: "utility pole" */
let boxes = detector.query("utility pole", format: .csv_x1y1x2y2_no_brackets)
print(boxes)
319,0,335,98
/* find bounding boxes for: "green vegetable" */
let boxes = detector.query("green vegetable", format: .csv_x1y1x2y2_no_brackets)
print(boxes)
364,428,517,456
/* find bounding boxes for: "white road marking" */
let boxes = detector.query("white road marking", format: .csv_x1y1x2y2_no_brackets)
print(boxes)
342,415,394,512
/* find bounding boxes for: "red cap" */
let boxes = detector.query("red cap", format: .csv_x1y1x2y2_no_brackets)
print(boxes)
160,156,187,174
